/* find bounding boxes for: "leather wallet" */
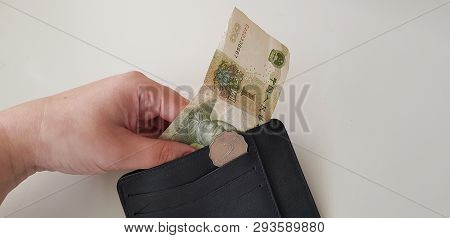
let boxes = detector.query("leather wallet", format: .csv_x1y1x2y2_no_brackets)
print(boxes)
117,119,320,218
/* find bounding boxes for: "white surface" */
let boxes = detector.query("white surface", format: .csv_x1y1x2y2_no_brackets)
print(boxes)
0,0,449,217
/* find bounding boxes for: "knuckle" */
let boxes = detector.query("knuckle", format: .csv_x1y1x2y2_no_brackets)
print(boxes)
125,70,146,79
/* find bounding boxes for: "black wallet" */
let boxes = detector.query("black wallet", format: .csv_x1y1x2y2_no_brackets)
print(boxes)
117,119,320,218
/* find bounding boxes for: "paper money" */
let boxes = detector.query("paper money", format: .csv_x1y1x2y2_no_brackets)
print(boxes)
160,8,290,148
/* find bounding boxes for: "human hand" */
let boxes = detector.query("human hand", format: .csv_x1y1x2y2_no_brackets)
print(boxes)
0,71,194,182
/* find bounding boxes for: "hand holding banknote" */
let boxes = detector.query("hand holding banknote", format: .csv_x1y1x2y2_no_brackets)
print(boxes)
0,71,195,202
0,8,288,203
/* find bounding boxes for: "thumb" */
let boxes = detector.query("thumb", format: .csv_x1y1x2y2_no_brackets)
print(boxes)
108,132,195,171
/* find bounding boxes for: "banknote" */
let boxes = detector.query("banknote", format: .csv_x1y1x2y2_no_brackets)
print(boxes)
160,8,290,149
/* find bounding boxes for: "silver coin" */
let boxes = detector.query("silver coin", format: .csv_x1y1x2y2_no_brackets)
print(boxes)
209,131,248,167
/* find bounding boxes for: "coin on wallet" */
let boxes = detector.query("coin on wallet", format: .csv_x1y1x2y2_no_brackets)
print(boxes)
209,131,248,167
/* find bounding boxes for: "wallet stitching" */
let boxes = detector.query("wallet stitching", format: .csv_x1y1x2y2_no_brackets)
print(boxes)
237,184,260,199
134,166,255,215
118,149,211,217
126,152,250,198
278,129,320,216
201,184,262,217
245,134,282,218
118,148,210,183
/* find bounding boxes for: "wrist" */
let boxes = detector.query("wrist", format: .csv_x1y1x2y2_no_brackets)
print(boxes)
0,101,43,201
0,120,30,202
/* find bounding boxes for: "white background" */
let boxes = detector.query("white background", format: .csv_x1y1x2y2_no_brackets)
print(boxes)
0,0,449,217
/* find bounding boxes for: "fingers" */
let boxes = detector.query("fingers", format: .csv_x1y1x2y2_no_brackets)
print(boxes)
100,71,194,171
108,130,195,170
158,85,189,122
136,75,189,123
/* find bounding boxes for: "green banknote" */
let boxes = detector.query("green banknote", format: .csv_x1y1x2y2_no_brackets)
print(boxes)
160,8,290,149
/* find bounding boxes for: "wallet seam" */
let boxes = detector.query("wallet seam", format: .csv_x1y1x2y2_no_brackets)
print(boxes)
118,148,210,185
128,152,250,198
134,166,256,215
117,150,210,217
262,120,320,217
245,134,282,218
278,129,320,217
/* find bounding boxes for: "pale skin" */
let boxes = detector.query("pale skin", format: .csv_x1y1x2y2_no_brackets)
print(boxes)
0,71,195,203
